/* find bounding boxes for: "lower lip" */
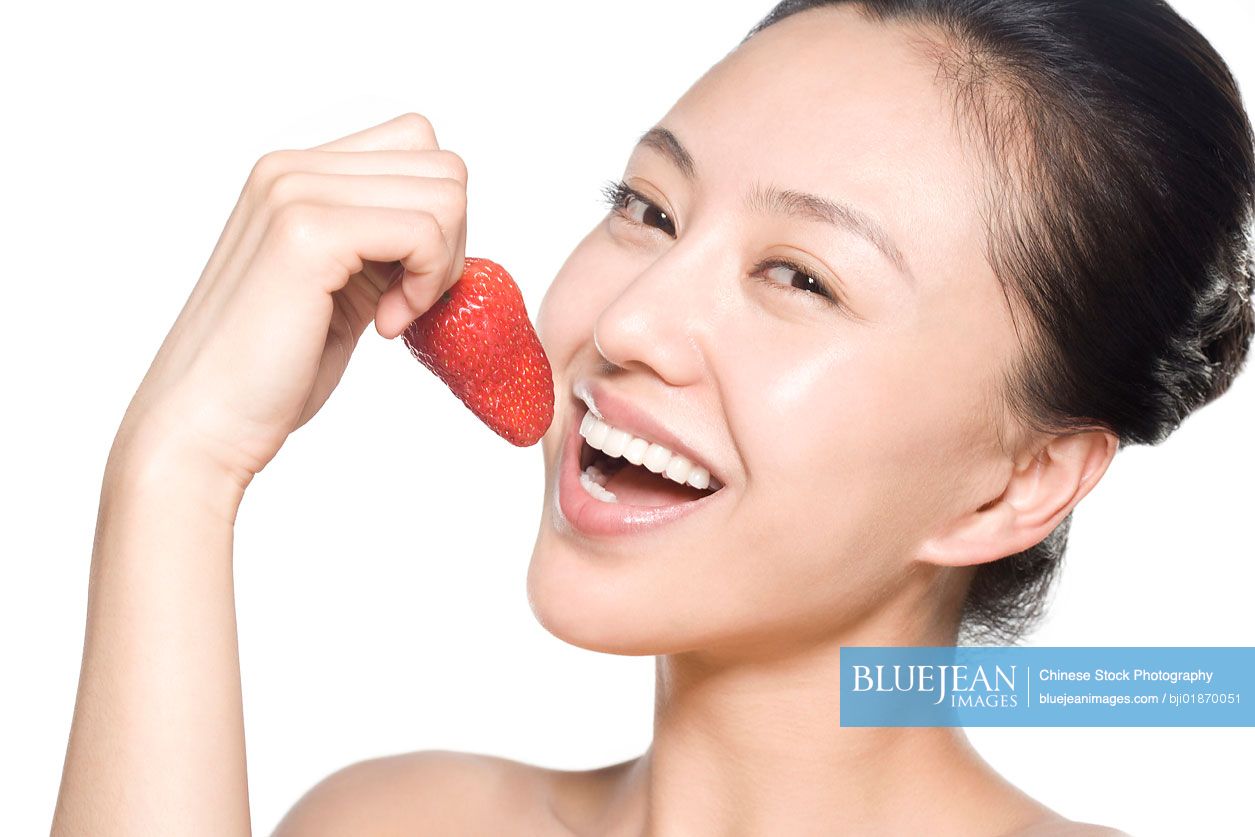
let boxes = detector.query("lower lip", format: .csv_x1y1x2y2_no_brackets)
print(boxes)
555,408,727,537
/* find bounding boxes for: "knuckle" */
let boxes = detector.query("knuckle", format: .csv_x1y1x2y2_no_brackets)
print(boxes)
451,182,468,217
248,149,292,193
436,177,467,217
436,149,468,184
270,201,322,244
266,169,304,208
396,111,436,146
412,210,445,246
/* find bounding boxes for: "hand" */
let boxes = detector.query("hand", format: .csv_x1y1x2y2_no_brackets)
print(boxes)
112,112,468,496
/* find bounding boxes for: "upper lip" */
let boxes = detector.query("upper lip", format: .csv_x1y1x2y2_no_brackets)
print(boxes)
572,379,725,487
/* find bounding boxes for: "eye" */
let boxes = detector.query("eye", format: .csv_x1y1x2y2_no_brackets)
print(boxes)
754,258,844,309
600,179,677,237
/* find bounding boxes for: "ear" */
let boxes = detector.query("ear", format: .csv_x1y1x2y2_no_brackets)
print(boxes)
916,429,1118,568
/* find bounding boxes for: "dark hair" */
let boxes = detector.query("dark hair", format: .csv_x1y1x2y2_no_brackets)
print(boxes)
745,0,1255,642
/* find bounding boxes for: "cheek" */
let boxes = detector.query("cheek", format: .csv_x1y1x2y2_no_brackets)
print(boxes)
735,356,910,579
735,318,997,561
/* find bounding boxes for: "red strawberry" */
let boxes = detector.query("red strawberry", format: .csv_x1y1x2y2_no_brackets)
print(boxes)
401,257,554,446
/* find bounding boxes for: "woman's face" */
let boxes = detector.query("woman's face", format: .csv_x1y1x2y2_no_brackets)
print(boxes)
528,6,1018,655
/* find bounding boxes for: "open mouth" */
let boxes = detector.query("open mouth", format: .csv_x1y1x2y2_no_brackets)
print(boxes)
573,405,724,507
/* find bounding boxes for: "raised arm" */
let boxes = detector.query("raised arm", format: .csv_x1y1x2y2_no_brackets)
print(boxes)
51,112,469,836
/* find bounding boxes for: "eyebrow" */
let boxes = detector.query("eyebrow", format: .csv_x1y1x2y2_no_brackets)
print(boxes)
638,126,697,179
635,126,913,281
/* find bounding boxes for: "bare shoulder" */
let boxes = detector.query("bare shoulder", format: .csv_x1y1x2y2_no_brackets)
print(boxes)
270,749,569,836
1058,826,1130,837
1005,819,1132,837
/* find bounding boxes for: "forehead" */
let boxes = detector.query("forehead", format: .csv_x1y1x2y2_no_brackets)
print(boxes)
651,6,988,291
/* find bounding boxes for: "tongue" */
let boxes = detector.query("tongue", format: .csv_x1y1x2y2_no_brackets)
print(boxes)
600,457,714,506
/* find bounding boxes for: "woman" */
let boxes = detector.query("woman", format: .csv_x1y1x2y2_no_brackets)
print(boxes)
53,0,1252,834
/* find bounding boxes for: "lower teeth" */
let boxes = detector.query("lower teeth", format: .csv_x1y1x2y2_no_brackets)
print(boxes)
579,463,619,503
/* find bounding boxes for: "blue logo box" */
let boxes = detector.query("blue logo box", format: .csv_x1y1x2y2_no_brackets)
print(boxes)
839,646,1255,727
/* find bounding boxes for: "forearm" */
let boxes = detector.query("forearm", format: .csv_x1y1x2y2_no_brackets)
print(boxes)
49,112,452,836
53,435,251,836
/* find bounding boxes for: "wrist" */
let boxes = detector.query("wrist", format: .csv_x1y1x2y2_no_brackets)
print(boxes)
105,413,250,525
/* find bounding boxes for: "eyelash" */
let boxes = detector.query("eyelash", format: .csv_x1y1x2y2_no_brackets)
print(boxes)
599,179,844,310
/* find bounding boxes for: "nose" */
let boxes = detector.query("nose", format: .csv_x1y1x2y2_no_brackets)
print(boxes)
591,240,725,386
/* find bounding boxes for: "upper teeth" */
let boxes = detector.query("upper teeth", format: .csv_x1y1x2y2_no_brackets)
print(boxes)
579,409,723,491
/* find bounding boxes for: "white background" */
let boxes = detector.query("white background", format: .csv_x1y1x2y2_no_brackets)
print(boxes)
2,1,1251,834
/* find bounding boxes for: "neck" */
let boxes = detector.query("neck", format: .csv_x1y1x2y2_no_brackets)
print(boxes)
601,617,1049,836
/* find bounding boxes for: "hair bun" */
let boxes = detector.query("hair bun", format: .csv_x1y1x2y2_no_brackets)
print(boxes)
1195,219,1255,407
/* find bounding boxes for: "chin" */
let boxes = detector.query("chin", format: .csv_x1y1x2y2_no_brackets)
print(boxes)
524,534,779,658
524,537,665,656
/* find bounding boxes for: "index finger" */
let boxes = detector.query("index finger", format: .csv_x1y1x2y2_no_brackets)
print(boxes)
309,112,440,152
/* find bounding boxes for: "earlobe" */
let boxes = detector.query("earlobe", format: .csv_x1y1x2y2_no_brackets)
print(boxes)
916,430,1118,568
